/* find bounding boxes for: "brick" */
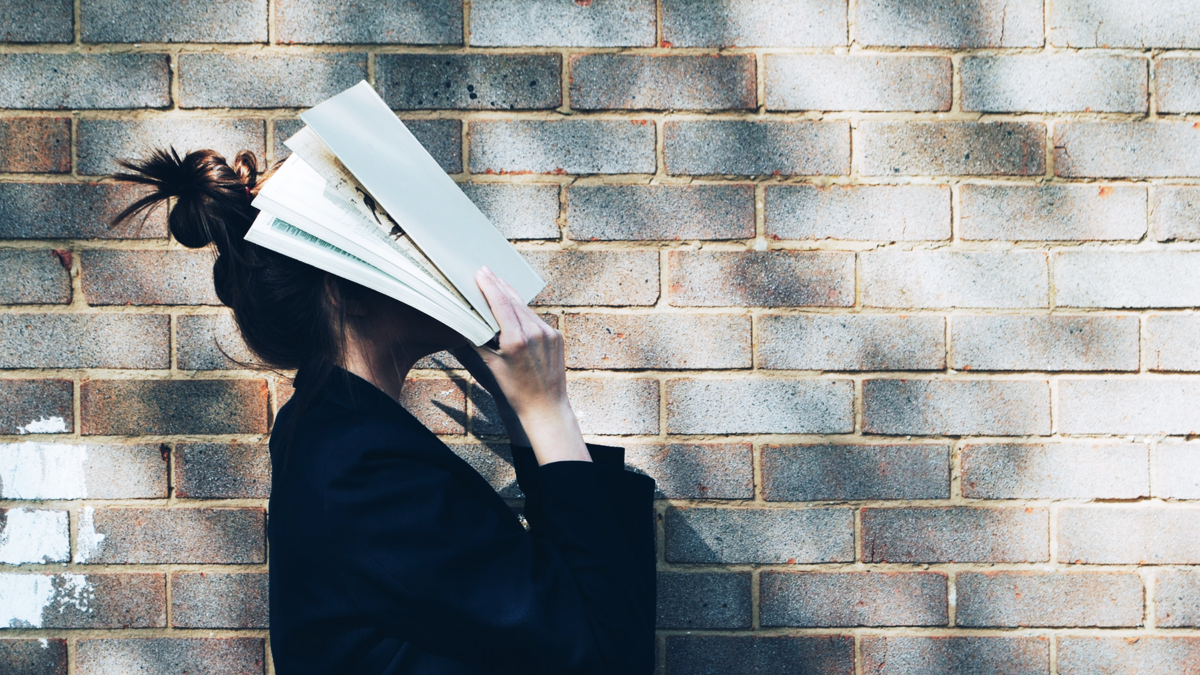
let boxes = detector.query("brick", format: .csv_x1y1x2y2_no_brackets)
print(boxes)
377,54,559,110
78,118,266,176
1147,315,1200,371
0,251,72,305
963,443,1147,500
1060,379,1200,435
667,379,854,435
0,118,70,172
766,55,950,111
762,444,950,501
958,572,1142,628
1059,637,1200,675
952,315,1139,372
470,120,655,175
0,54,170,109
172,573,268,628
664,507,853,563
961,184,1146,241
862,507,1049,563
448,442,520,497
1058,252,1200,308
524,251,659,306
470,0,655,47
0,314,169,369
81,0,266,42
1157,569,1200,627
0,573,164,628
80,379,269,436
0,508,69,564
963,55,1147,113
860,121,1045,176
0,639,67,675
861,637,1048,675
765,184,950,241
0,442,167,499
666,636,853,675
757,315,945,371
563,313,751,369
276,0,460,44
657,572,752,629
276,117,462,172
567,378,659,435
0,0,72,42
1158,57,1200,114
762,572,947,627
862,251,1049,309
76,507,265,564
664,120,850,176
81,250,220,306
863,379,1050,436
177,314,256,371
174,443,270,499
858,0,1043,47
625,443,754,499
0,380,72,436
566,185,755,241
178,53,367,108
669,251,854,307
571,54,755,111
1055,122,1200,178
76,638,264,675
461,184,559,240
1051,0,1200,48
0,183,168,240
401,377,466,435
1059,506,1200,564
1154,187,1200,241
661,0,847,47
1157,443,1200,499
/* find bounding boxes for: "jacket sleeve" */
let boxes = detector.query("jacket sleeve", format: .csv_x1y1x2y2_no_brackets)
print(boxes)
323,440,656,675
509,443,627,535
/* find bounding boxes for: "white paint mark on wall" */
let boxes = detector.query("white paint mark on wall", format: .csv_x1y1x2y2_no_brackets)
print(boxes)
0,573,94,628
17,417,68,435
75,506,105,563
0,509,69,564
0,443,88,499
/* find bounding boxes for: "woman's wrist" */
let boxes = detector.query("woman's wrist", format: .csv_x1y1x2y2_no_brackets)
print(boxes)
517,399,591,465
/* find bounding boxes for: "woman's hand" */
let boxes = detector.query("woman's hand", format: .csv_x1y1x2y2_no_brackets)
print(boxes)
449,343,531,447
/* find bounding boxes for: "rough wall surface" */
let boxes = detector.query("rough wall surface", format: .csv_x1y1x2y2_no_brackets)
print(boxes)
1,1,1199,673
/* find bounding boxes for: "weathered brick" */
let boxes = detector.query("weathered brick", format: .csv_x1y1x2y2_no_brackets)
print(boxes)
77,118,265,176
81,0,266,43
1060,506,1200,564
667,379,854,435
377,54,559,110
76,638,264,675
1055,122,1200,178
1156,569,1200,627
80,379,269,436
0,251,72,305
0,573,165,628
1059,637,1200,675
963,55,1147,113
448,442,520,497
757,315,945,371
174,443,270,499
861,637,1048,675
662,0,846,47
0,442,167,499
624,443,754,499
172,573,268,628
669,251,854,307
0,508,69,564
0,183,169,240
275,117,462,173
0,118,70,172
860,121,1045,176
470,120,655,175
1158,56,1200,114
1060,379,1200,435
666,636,853,675
765,184,950,241
1057,252,1200,308
470,0,655,47
0,54,170,109
862,507,1049,563
657,572,751,629
0,0,72,42
571,54,755,111
963,443,1147,500
766,55,950,111
75,507,265,564
563,313,751,369
0,314,169,369
1156,442,1200,499
81,250,220,306
862,251,1049,309
0,379,72,436
566,184,755,241
461,184,559,240
1051,0,1200,48
177,314,256,371
664,507,853,563
762,572,947,627
567,378,659,435
664,120,850,176
524,251,659,306
863,379,1050,436
1146,315,1200,371
952,315,1139,372
1154,187,1200,241
858,0,1043,47
275,0,461,44
0,639,67,675
178,53,367,108
762,444,950,501
961,184,1146,241
401,377,466,435
957,572,1142,628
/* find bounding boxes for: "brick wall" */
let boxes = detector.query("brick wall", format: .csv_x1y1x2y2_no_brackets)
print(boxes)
2,1,1199,673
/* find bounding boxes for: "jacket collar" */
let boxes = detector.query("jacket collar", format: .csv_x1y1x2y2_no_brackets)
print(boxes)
293,364,409,419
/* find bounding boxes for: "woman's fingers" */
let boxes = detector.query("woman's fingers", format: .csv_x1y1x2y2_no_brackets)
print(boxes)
476,267,532,347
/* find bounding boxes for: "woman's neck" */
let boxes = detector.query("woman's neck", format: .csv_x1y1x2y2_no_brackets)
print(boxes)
340,335,419,402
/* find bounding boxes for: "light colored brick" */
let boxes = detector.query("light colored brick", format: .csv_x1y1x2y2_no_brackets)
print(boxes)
861,637,1049,675
661,0,847,47
75,507,265,564
862,251,1049,309
0,182,168,240
862,507,1049,563
1051,0,1200,48
1055,122,1200,177
171,573,268,629
1154,186,1200,241
1058,638,1200,675
962,443,1148,500
766,55,950,112
563,313,751,369
957,572,1143,627
76,638,264,675
657,572,752,629
80,379,269,436
761,572,947,627
462,184,559,240
0,442,167,499
669,251,855,307
666,378,854,434
571,54,755,111
664,506,854,563
0,0,72,42
1158,56,1200,114
0,314,169,369
0,118,71,173
1156,569,1200,627
469,0,655,47
77,118,265,176
858,0,1043,47
1059,506,1200,564
1061,379,1200,434
960,184,1146,241
666,636,853,675
81,0,267,43
1058,252,1200,308
81,250,220,306
765,184,950,242
0,251,72,305
524,251,659,306
762,444,950,501
860,121,1046,176
568,378,659,435
566,184,754,241
0,573,165,629
952,315,1139,371
1149,315,1200,371
863,379,1051,436
625,443,754,499
178,53,367,108
758,314,945,371
176,314,256,371
0,508,69,564
963,55,1147,113
664,120,850,176
471,120,655,175
1156,442,1200,499
0,54,170,109
275,0,462,44
377,54,560,110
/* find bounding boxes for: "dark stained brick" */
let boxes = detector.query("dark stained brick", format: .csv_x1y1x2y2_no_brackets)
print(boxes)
81,251,220,306
571,54,756,111
377,54,560,110
664,120,850,175
0,639,67,675
861,637,1048,675
862,507,1049,563
76,508,265,564
862,379,1051,436
81,0,267,43
0,54,170,109
0,0,73,42
669,251,854,307
666,636,854,675
860,121,1046,176
0,183,168,240
275,0,462,45
470,119,655,175
625,443,754,499
0,118,71,173
762,444,950,501
178,53,367,108
665,507,854,563
80,379,269,436
657,572,752,629
76,638,264,675
77,118,266,176
176,314,257,371
761,571,948,627
174,443,270,499
0,251,72,305
172,573,268,628
0,380,72,435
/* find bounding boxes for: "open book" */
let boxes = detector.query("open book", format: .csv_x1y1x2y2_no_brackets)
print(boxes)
245,81,545,346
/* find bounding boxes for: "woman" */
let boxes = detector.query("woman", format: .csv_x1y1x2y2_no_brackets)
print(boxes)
113,148,657,674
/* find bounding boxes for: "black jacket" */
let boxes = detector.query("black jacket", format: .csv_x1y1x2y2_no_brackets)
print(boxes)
268,367,657,675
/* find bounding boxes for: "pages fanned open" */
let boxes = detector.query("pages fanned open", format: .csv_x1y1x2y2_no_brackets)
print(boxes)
245,81,545,346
